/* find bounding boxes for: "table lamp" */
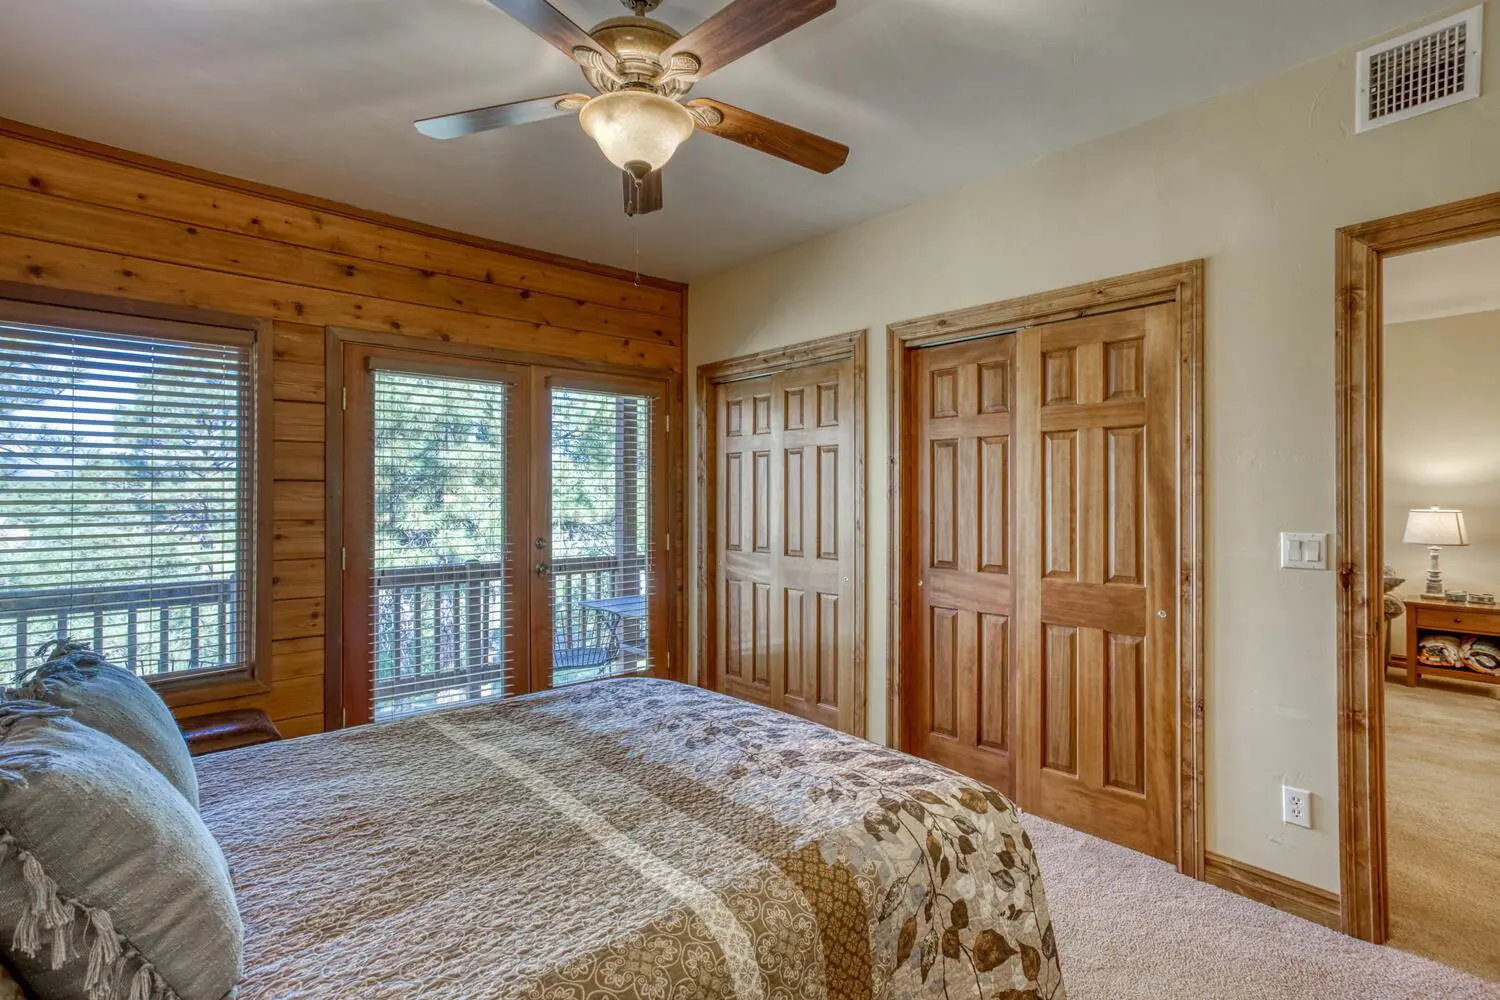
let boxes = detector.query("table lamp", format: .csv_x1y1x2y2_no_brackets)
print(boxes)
1403,507,1468,597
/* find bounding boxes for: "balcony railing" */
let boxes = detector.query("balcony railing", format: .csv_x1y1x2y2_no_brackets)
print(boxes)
0,559,647,707
0,576,241,682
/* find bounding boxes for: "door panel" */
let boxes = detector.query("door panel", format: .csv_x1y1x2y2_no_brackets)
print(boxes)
340,349,532,726
713,359,857,732
1017,304,1177,862
535,372,668,692
719,375,775,705
904,337,1017,793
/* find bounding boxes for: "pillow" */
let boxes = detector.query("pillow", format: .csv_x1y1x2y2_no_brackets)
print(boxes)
0,960,28,1000
1416,634,1462,667
8,643,198,809
0,702,242,1000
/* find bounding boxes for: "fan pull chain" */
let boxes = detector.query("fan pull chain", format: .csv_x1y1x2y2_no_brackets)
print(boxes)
632,213,641,287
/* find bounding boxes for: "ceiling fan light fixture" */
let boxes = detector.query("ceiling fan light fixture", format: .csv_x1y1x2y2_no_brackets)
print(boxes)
578,89,695,174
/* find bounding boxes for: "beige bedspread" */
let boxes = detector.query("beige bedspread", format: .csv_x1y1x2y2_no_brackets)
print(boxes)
198,678,1065,1000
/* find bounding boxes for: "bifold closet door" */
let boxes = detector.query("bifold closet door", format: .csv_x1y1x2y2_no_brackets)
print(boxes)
899,303,1180,863
1015,304,1178,863
905,336,1018,794
715,359,857,732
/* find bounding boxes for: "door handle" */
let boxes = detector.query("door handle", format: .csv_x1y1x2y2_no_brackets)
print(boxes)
535,562,552,577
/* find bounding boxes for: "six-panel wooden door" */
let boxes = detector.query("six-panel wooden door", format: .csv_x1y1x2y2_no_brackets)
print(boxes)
1015,304,1178,862
901,303,1179,863
714,359,857,732
906,336,1018,792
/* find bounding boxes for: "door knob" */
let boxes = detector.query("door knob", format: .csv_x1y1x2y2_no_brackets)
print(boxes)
535,537,548,550
536,563,552,577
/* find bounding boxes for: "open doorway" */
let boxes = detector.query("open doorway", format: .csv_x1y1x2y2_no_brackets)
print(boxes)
1381,235,1500,979
1335,193,1500,975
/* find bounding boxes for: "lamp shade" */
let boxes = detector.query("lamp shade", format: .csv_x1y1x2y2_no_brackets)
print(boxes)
578,91,694,175
1403,507,1469,546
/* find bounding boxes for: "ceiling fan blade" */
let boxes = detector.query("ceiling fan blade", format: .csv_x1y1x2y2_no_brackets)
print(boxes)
483,0,605,60
415,94,590,140
663,0,834,80
624,168,664,216
686,99,849,174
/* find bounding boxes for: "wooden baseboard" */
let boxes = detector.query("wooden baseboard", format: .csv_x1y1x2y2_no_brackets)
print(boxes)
1203,852,1341,930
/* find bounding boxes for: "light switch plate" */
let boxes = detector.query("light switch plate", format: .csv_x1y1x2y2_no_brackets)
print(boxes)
1281,532,1329,570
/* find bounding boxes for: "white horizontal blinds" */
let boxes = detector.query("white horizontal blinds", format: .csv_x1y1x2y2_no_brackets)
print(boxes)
370,369,516,720
0,320,253,683
549,387,654,686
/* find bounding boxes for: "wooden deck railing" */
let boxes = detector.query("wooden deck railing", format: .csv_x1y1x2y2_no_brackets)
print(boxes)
0,576,241,681
1,558,647,711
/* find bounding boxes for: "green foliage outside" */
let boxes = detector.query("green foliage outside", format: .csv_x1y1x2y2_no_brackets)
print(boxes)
0,331,245,677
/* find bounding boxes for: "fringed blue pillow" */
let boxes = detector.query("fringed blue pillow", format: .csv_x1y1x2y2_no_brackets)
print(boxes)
8,643,198,810
0,702,242,1000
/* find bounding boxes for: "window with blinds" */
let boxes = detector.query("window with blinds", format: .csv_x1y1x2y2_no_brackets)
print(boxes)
369,369,515,720
548,387,653,686
0,317,256,684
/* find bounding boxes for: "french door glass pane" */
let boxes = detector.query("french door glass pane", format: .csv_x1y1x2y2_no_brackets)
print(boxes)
550,388,653,686
370,370,514,720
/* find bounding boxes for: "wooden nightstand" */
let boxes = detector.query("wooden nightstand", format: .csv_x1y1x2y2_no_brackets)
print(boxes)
1402,595,1500,688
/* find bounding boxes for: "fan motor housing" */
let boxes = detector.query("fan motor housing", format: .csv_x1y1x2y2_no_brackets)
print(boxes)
587,16,692,95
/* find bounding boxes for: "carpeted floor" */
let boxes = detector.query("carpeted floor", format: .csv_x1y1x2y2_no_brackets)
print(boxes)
1385,675,1500,981
1023,814,1499,999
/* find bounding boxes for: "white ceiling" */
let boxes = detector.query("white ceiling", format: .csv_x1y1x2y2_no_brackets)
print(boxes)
0,0,1455,281
1385,234,1500,325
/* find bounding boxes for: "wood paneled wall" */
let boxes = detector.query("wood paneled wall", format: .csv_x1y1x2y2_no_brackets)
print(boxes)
0,118,686,738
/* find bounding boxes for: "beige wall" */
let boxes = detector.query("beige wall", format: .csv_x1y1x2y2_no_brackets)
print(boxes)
1384,310,1500,656
686,7,1500,891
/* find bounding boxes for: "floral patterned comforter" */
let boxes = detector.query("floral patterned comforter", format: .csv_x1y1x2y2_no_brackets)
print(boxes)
198,678,1065,1000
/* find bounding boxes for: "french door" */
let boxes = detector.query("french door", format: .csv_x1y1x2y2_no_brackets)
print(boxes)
339,346,666,725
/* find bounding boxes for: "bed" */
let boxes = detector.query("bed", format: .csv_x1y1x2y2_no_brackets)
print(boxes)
198,678,1066,999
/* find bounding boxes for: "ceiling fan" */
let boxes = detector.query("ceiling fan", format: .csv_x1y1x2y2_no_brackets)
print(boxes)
415,0,850,215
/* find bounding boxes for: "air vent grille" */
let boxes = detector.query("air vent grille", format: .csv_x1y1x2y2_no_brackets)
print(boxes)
1357,6,1483,133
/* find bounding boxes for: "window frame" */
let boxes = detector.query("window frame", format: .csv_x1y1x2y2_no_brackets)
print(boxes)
0,286,273,705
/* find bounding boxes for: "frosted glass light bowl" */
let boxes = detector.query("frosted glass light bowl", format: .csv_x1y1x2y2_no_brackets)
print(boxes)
579,91,695,175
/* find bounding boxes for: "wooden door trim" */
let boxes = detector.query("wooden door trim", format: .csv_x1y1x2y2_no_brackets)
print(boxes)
695,330,868,737
887,260,1205,878
1334,190,1500,943
322,324,675,381
325,326,686,730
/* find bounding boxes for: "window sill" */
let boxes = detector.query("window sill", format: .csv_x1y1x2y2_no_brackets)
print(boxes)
154,667,270,710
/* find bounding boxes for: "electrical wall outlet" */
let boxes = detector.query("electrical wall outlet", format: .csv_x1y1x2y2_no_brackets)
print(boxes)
1282,785,1312,828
